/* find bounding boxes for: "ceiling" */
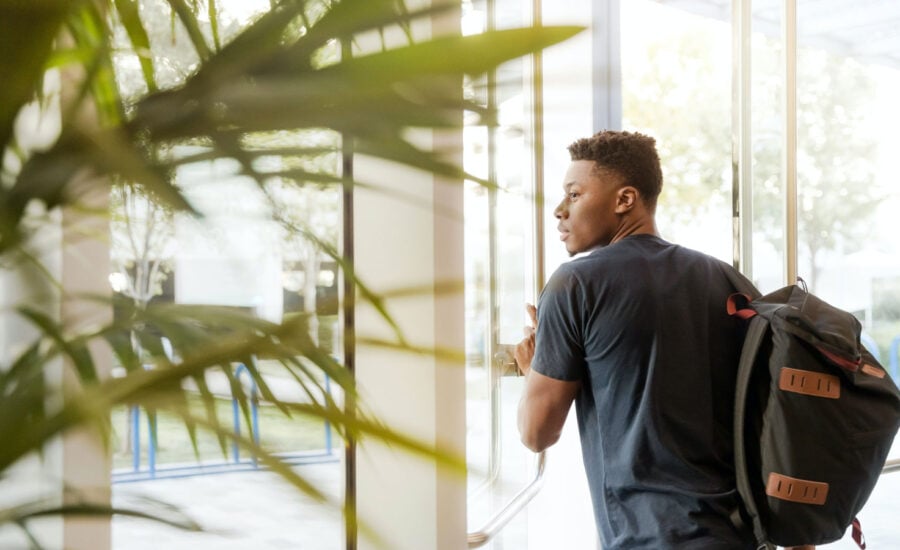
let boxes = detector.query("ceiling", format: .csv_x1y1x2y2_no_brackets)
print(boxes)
654,0,900,71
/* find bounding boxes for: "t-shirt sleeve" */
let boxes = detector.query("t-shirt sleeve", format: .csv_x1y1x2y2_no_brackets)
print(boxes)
531,266,586,382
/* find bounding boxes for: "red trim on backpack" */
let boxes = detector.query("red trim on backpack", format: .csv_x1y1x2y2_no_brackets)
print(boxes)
727,293,757,319
852,517,866,549
818,346,861,372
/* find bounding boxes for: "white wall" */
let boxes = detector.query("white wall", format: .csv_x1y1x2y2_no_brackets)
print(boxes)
353,153,467,550
352,6,466,549
1,78,112,550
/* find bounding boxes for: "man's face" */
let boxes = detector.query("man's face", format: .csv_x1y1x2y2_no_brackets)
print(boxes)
554,160,622,256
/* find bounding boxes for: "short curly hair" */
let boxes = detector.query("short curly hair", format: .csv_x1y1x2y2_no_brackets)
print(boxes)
567,130,663,210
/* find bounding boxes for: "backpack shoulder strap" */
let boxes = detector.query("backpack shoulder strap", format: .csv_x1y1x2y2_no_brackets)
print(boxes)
734,314,771,548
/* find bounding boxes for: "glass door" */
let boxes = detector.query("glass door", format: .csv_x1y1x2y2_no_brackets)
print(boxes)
464,0,541,547
464,1,598,547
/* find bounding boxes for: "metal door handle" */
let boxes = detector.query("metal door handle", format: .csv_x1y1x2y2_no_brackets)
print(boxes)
467,450,546,548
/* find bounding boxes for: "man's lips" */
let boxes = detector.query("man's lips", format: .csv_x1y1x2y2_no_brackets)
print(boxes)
558,227,569,241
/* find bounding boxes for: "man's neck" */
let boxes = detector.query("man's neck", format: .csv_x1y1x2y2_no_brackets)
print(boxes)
610,215,660,245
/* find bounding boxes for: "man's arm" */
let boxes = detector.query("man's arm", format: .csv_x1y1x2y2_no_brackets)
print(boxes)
518,369,580,452
515,304,581,453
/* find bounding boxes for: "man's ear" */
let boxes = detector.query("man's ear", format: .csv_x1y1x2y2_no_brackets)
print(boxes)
615,186,639,214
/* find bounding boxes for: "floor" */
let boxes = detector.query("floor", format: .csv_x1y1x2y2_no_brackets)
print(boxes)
111,451,900,550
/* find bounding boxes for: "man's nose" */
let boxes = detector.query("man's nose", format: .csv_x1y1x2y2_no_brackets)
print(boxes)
554,200,566,219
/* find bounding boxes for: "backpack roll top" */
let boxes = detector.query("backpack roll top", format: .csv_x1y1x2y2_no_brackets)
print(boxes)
730,282,900,548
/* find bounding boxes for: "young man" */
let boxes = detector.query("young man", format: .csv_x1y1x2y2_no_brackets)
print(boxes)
514,130,762,549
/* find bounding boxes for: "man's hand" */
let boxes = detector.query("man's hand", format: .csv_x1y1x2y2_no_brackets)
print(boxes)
514,304,538,375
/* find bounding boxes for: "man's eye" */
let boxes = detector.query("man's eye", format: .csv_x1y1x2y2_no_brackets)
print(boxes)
569,192,579,199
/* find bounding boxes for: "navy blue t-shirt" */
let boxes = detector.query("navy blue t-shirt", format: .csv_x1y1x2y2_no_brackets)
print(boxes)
532,234,755,549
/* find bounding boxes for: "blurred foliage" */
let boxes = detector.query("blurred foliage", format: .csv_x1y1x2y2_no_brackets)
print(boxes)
0,0,581,545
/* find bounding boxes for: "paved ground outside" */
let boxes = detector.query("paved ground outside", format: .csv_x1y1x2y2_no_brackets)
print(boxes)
113,463,343,550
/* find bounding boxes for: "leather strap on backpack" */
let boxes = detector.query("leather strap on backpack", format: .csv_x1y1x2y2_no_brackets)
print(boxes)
733,315,771,548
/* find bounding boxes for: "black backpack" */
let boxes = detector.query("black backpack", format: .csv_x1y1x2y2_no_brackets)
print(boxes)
727,279,900,549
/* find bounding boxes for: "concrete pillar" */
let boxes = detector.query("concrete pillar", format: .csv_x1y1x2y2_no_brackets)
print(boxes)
352,6,466,549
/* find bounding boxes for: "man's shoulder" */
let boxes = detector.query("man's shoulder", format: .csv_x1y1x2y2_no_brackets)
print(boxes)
678,248,759,296
548,236,758,295
543,260,585,296
651,240,758,291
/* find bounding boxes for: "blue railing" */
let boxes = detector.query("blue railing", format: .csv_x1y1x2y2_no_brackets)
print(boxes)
113,361,338,483
861,332,881,362
231,362,261,466
890,336,900,382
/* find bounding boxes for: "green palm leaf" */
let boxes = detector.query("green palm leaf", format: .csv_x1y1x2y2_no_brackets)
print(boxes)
0,0,584,536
